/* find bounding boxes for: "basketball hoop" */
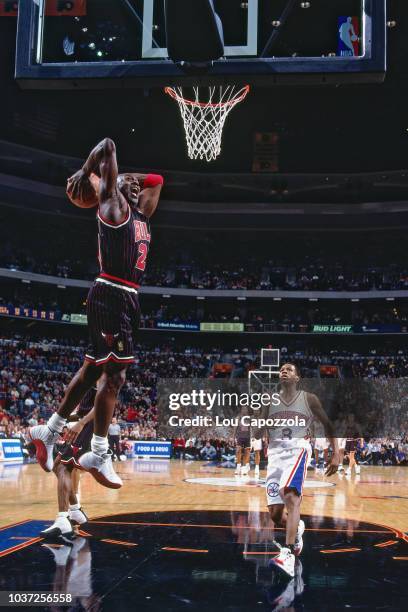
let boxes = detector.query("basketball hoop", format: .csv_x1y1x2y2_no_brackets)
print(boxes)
164,85,250,162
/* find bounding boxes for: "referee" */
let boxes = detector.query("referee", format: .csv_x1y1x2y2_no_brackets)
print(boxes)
108,417,121,461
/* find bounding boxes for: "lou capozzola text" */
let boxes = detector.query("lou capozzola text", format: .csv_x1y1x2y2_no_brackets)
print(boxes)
166,390,307,428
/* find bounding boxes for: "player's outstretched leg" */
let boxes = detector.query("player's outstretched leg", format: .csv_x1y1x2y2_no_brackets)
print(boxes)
254,450,260,479
28,361,100,472
68,468,88,525
241,447,251,476
294,519,305,556
235,445,242,475
78,363,126,489
40,462,75,541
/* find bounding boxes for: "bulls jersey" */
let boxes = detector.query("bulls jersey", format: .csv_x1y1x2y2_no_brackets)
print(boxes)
267,390,314,451
97,204,151,290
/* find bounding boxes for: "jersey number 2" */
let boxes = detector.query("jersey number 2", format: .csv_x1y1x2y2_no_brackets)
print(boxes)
136,242,148,271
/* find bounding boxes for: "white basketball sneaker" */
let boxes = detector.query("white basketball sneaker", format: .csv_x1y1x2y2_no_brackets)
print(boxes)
40,514,74,540
355,464,361,474
270,547,295,578
27,425,60,472
78,451,123,489
294,519,305,556
69,507,88,526
241,464,250,477
254,465,260,479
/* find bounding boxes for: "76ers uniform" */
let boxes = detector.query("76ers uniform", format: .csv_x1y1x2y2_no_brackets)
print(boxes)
59,387,97,467
266,391,314,506
85,203,150,365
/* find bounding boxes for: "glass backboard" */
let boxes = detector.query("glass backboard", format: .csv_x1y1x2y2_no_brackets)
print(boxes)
16,0,386,88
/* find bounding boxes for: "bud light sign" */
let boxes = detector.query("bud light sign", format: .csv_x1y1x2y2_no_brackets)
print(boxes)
338,16,360,57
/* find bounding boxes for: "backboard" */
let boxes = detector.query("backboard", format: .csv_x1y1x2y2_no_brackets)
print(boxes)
248,347,280,395
16,0,386,89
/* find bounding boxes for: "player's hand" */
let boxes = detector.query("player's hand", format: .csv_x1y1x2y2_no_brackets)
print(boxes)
65,421,84,444
325,451,340,477
67,169,88,201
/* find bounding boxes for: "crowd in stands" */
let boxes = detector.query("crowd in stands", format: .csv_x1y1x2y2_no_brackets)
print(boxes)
1,226,408,293
168,436,408,466
0,336,407,466
2,252,408,292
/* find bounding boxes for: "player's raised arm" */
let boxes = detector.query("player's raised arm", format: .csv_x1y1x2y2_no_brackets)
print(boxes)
96,139,129,225
67,137,120,212
307,393,340,476
132,172,164,218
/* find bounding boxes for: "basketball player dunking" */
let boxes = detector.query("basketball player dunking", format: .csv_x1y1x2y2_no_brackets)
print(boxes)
28,138,163,488
266,363,339,577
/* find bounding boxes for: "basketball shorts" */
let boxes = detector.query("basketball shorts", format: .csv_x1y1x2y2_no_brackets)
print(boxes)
85,281,140,365
59,422,93,469
266,446,309,506
251,438,263,451
237,435,251,448
314,438,329,451
345,439,357,453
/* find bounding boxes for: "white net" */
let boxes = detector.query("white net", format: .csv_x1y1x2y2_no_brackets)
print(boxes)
165,85,250,162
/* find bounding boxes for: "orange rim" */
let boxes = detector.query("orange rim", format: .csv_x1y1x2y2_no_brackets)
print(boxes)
164,85,250,109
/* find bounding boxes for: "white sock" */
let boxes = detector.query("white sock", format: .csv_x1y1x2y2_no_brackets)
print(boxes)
236,463,241,469
69,503,80,512
58,511,69,519
48,413,67,434
91,434,109,456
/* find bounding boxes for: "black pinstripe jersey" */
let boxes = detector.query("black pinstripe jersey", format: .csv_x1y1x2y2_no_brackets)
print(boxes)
97,204,151,289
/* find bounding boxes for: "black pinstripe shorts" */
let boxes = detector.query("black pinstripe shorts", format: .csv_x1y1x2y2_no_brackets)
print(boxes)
85,280,140,365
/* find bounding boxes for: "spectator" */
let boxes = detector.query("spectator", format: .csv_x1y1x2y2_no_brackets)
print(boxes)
200,441,217,461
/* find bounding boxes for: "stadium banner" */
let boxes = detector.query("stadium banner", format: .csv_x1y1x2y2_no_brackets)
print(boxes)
200,322,245,332
69,313,88,325
0,439,24,462
312,324,353,333
45,0,87,16
0,0,87,17
338,16,360,57
131,441,172,459
0,305,60,321
354,324,404,333
155,320,200,331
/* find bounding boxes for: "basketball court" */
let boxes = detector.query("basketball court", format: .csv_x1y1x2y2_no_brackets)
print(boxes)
1,1,407,610
1,461,408,609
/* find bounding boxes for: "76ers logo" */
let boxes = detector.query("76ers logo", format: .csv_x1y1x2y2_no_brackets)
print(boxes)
267,481,280,498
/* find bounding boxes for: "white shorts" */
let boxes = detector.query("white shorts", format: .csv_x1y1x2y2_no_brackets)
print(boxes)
338,438,346,450
266,446,309,506
251,438,262,451
314,438,329,451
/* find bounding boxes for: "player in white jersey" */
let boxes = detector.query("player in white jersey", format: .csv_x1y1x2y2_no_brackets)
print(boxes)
265,363,339,577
